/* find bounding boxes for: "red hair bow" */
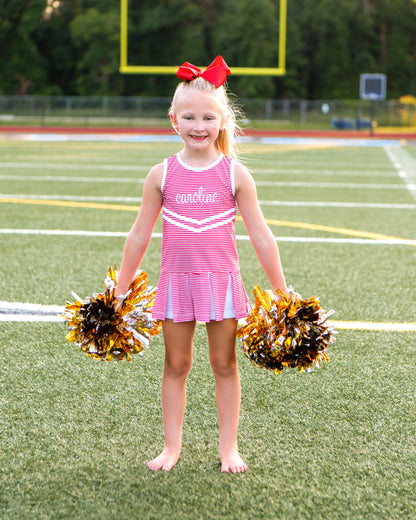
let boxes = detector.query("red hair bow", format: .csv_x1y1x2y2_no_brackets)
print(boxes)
176,55,231,88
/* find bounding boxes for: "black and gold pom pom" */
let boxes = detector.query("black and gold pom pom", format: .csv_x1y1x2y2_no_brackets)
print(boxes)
63,267,161,361
236,286,336,374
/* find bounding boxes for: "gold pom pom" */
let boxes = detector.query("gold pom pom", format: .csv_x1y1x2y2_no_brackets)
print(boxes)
236,286,336,374
63,267,161,361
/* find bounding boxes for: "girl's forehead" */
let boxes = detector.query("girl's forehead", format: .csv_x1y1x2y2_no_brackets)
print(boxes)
174,90,222,112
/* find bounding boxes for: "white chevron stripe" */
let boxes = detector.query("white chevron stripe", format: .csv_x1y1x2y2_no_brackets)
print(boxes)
163,214,236,233
163,206,236,225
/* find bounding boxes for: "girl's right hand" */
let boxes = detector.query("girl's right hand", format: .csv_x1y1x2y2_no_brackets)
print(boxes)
114,294,125,311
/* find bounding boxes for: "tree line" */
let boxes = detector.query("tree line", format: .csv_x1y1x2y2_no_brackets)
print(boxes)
1,0,415,99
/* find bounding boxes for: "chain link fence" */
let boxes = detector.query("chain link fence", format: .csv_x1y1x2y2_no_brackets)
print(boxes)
0,95,414,129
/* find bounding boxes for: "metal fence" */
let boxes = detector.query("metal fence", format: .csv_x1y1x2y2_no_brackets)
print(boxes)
0,95,414,128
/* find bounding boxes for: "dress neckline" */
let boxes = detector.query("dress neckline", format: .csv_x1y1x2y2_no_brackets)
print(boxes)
177,152,224,172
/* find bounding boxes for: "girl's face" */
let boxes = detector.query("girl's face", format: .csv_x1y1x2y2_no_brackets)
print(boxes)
171,90,224,155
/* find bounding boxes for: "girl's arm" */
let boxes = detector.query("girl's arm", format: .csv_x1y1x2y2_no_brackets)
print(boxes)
235,162,289,296
115,163,163,297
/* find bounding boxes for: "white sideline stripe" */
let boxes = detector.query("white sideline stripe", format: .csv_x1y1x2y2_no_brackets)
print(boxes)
0,314,64,322
0,301,64,322
0,161,399,177
330,320,416,332
0,162,149,171
0,174,411,190
0,194,144,203
255,181,410,190
0,174,145,184
1,302,415,331
1,194,415,210
254,168,397,177
0,301,64,313
1,229,415,245
259,200,416,209
0,228,130,237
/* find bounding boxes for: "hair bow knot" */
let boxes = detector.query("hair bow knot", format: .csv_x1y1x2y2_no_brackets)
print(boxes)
176,56,231,88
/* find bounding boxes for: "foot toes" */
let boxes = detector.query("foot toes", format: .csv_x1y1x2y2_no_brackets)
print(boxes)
147,450,180,472
221,455,248,474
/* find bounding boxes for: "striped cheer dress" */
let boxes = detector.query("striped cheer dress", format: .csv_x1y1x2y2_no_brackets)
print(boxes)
152,152,251,323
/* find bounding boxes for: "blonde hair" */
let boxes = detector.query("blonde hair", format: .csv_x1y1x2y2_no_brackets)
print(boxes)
169,77,240,158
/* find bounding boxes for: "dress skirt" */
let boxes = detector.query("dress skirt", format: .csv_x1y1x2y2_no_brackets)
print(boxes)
152,271,251,323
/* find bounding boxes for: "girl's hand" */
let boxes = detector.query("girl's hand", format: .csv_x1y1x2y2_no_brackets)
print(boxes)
114,294,125,311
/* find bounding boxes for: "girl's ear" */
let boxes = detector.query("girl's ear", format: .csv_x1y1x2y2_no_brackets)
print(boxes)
170,113,180,134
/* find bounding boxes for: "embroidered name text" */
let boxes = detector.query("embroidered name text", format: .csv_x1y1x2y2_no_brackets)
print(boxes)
176,187,218,204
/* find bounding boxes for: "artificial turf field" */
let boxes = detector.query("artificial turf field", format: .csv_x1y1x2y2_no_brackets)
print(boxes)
0,136,415,519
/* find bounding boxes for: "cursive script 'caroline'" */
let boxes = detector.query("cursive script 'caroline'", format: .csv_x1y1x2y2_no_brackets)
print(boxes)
176,187,218,204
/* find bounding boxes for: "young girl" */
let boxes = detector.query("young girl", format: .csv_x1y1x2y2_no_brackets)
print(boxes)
115,56,288,473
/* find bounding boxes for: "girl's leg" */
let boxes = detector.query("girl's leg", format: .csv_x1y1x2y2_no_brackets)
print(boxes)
206,319,247,473
148,319,196,471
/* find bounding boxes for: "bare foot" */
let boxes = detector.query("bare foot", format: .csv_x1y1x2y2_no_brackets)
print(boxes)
220,450,248,474
147,447,180,472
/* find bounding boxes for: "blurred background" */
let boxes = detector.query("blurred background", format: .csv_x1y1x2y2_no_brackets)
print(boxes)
1,0,416,129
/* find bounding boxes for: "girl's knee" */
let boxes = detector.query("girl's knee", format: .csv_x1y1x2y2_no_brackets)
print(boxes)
209,354,237,379
164,356,192,379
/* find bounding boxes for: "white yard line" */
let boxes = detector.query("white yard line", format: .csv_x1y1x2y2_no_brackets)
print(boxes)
0,301,64,322
0,161,398,177
0,194,144,203
0,314,64,322
0,162,150,171
255,181,408,189
384,145,416,201
1,194,415,209
0,174,408,190
1,301,415,331
330,320,416,332
0,174,145,183
258,200,416,209
252,168,397,177
1,228,415,245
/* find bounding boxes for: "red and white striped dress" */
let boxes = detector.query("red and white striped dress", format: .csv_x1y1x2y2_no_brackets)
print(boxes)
152,152,251,323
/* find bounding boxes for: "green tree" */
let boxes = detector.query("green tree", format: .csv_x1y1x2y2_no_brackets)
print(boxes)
31,0,79,95
212,0,278,98
0,0,48,94
369,0,416,97
1,0,415,99
70,7,120,95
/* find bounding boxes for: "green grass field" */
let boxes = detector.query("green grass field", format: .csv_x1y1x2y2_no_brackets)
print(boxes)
0,136,415,519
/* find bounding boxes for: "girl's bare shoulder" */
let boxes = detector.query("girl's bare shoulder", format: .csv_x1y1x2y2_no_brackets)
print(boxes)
234,161,255,192
146,162,164,188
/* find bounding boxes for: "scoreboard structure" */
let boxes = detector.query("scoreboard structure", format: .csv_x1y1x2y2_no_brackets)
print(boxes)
360,74,387,101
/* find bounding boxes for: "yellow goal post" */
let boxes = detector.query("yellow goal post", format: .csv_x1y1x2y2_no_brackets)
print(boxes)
119,0,287,76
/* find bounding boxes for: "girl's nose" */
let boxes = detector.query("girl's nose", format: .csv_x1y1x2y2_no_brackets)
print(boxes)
193,118,205,131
